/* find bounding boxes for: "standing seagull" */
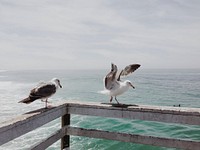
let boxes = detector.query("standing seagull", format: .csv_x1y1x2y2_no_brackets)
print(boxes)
100,63,140,104
19,78,62,108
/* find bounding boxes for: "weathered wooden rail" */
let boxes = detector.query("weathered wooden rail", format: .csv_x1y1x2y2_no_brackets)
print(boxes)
0,101,200,150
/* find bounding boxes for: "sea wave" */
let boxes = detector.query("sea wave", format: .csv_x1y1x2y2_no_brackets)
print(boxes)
1,69,200,149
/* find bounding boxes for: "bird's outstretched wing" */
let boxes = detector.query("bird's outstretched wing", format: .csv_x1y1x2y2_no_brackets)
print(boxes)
117,64,140,81
104,63,118,90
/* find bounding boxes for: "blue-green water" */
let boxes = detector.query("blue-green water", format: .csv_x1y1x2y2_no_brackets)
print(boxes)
0,69,200,150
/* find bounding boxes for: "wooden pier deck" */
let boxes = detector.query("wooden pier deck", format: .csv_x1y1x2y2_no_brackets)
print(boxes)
0,101,200,149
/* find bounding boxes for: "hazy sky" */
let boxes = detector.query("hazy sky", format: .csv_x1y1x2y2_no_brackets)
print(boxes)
1,0,200,70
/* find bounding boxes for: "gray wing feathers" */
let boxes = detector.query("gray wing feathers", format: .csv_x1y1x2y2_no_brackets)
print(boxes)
105,63,118,90
19,84,56,104
30,84,56,99
117,64,140,81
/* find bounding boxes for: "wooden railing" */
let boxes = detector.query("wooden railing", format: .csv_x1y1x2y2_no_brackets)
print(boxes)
0,101,200,150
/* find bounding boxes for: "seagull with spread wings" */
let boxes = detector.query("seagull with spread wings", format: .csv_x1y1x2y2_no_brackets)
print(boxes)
100,63,140,104
19,78,62,108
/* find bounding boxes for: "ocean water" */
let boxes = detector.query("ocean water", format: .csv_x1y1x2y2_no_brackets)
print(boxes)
0,69,200,150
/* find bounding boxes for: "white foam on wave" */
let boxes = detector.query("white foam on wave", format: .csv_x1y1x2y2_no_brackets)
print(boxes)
0,81,36,122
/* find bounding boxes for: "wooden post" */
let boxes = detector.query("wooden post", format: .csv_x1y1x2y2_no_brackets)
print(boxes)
61,114,70,150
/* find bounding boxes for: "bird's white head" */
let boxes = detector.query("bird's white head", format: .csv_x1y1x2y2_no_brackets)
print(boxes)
51,78,62,88
125,80,135,89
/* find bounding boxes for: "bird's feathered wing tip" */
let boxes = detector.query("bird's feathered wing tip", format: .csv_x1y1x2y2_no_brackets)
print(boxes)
121,64,141,76
18,97,34,104
111,63,117,71
117,64,141,81
104,63,118,90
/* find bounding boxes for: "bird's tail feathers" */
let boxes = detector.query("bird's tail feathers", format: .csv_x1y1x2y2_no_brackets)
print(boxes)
98,89,110,95
18,97,33,104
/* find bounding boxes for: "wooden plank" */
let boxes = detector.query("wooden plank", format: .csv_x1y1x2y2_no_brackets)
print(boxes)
1,101,200,149
65,126,200,150
61,114,70,149
0,103,68,146
67,102,200,125
30,128,64,150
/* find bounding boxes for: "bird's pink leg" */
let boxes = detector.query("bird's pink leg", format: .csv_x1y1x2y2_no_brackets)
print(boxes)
110,96,113,103
115,97,120,104
45,99,48,108
45,99,53,108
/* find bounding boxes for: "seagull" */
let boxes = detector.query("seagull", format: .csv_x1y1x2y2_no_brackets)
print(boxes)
19,78,62,108
100,63,140,104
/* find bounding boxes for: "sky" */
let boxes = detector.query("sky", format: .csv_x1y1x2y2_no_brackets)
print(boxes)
1,0,200,70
